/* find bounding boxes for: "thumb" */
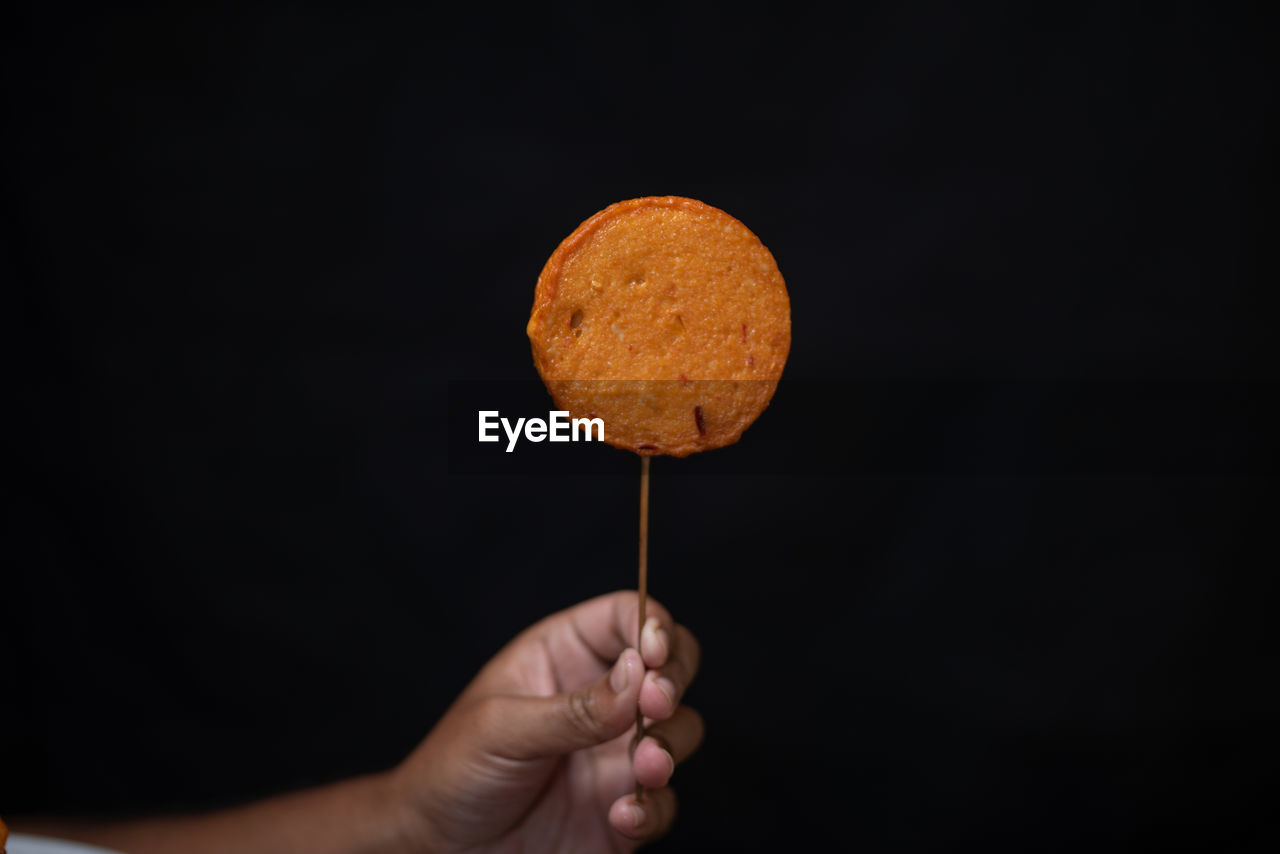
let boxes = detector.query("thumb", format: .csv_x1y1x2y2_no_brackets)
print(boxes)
482,648,644,761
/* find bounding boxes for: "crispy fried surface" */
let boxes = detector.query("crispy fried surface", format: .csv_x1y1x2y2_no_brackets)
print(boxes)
528,197,790,456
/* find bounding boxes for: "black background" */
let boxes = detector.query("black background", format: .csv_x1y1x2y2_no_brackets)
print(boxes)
4,3,1275,851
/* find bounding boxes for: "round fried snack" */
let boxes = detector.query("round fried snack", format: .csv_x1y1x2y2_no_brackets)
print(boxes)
528,196,790,457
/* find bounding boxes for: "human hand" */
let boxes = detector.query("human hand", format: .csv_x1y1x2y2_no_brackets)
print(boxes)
390,591,703,853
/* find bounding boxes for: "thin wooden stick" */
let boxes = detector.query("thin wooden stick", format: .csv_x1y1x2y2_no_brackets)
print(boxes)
635,455,650,802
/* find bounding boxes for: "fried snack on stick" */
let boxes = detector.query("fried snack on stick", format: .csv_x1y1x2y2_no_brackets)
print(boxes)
528,196,790,457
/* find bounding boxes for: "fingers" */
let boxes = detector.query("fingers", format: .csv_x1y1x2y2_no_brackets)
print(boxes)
608,787,678,843
633,705,705,789
640,614,670,668
639,622,701,721
541,590,700,729
563,591,674,666
479,648,644,760
611,707,702,844
559,591,701,723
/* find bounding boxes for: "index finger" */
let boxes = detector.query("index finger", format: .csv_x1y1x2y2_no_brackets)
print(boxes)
559,590,675,666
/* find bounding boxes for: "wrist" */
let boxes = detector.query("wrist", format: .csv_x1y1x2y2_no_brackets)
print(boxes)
341,768,434,854
381,761,451,854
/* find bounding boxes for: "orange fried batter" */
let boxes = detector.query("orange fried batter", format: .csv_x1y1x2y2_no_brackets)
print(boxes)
528,197,790,456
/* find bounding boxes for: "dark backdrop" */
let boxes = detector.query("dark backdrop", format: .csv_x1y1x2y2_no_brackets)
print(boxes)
4,3,1275,851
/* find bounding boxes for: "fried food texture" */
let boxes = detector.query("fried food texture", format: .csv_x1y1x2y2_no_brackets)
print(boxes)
527,196,790,456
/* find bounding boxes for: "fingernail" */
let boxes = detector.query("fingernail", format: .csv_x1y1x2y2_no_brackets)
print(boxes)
628,804,645,828
655,675,677,708
642,615,658,640
641,617,662,657
610,651,631,693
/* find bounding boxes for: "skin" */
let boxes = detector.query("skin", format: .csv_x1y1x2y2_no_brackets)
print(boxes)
12,591,702,854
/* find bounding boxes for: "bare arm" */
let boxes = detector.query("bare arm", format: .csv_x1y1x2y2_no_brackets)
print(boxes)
10,591,703,854
12,771,421,854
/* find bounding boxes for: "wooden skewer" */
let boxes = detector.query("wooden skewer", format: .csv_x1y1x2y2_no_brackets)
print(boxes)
635,455,650,802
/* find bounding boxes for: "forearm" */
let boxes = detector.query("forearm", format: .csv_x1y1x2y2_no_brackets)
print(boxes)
12,770,425,854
